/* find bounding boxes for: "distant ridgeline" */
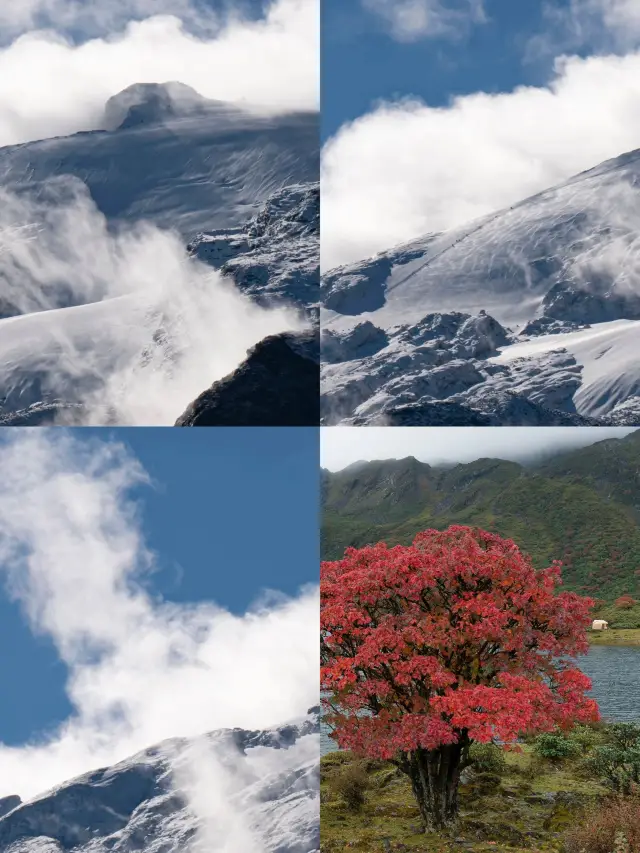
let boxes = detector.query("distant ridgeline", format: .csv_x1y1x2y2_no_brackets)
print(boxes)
321,430,640,603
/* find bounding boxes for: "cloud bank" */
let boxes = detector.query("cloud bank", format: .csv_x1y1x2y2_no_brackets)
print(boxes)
320,426,638,471
322,37,640,269
0,0,318,147
0,430,319,799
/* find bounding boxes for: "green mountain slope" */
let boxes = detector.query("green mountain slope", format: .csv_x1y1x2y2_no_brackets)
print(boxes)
321,431,640,600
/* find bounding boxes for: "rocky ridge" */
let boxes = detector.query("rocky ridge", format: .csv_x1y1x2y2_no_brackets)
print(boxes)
0,709,320,853
321,145,640,425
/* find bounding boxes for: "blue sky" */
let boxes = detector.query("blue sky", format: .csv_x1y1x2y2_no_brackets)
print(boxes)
0,428,319,748
322,0,592,139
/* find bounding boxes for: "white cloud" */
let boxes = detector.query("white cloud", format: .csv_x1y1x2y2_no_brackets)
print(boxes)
320,425,637,471
0,0,318,147
0,178,304,425
361,0,485,42
530,0,640,58
0,430,319,799
321,50,640,269
0,0,218,39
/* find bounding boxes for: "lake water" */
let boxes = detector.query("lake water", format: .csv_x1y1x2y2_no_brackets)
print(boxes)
320,646,640,755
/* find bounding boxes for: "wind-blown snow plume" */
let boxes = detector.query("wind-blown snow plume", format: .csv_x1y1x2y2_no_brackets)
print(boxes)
0,430,319,799
174,737,267,853
0,0,318,146
0,178,305,424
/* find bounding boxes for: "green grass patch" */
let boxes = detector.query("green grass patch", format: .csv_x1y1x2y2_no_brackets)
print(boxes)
588,628,640,646
320,745,608,853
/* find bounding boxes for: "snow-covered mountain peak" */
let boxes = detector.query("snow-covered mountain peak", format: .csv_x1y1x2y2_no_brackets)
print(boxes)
0,708,320,852
102,82,229,132
321,144,640,425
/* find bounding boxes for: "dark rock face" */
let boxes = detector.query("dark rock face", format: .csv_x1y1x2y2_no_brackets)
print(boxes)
175,329,319,426
350,401,493,426
0,796,21,819
343,394,600,426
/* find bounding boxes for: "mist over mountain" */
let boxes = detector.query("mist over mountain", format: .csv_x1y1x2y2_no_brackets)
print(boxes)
322,429,640,600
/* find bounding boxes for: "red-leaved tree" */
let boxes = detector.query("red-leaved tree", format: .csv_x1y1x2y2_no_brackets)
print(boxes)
320,526,599,830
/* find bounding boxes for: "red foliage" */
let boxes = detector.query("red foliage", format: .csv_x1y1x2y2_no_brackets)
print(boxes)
614,595,637,609
321,526,599,760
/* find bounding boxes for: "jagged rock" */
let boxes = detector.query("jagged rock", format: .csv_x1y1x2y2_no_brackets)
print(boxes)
341,391,600,426
321,322,389,363
461,350,584,413
175,330,319,426
450,312,511,358
459,390,601,426
188,182,319,314
322,255,393,315
604,396,640,425
246,183,319,241
346,400,492,426
320,144,640,424
541,279,640,324
0,402,86,426
519,317,588,336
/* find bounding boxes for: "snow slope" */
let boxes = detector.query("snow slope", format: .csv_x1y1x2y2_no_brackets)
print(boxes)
0,83,318,238
0,709,320,853
0,84,319,425
321,146,640,425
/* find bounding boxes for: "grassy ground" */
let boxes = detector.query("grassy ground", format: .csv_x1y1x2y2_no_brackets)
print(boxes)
588,628,640,646
320,747,608,853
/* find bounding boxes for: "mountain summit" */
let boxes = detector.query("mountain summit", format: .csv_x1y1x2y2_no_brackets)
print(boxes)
321,146,640,426
0,708,320,852
102,82,234,131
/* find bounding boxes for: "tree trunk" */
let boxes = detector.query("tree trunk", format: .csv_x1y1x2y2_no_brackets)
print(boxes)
400,741,467,831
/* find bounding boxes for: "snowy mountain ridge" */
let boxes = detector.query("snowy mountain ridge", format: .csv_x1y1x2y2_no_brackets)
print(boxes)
321,144,640,425
0,83,319,426
0,708,320,853
188,181,319,315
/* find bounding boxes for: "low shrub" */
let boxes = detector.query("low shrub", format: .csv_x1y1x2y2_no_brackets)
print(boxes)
533,732,580,763
568,724,604,753
608,723,640,752
468,742,507,775
564,798,640,853
585,745,640,794
327,762,369,811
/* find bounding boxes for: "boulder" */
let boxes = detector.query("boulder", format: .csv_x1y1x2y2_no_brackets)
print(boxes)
175,330,319,426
